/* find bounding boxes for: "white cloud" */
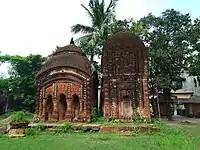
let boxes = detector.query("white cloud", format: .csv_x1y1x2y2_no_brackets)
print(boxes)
116,0,149,20
0,0,90,56
0,0,149,75
0,0,148,56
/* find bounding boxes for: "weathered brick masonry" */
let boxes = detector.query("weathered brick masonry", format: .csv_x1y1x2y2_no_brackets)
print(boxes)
34,42,98,122
102,32,150,121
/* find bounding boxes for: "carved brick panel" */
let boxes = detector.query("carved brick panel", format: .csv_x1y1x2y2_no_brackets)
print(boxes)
102,32,150,121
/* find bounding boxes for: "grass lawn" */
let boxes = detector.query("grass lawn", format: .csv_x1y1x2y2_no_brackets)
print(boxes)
0,125,198,150
0,112,199,150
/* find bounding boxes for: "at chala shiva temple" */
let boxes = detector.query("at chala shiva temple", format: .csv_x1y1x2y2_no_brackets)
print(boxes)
33,32,151,123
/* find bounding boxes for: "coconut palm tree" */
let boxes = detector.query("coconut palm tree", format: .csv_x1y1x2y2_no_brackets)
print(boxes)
71,0,119,63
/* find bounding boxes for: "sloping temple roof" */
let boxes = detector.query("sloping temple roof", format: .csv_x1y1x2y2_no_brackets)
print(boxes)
37,44,92,77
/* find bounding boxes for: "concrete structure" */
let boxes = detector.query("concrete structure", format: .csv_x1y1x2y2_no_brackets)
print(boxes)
171,72,200,117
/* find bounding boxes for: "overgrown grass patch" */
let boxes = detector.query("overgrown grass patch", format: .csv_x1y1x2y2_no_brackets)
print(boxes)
1,113,199,149
0,111,33,127
0,123,198,150
0,111,33,122
91,117,161,127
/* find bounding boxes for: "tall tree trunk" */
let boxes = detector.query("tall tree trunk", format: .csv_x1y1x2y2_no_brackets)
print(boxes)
91,71,99,115
163,88,173,121
151,99,159,118
151,86,158,118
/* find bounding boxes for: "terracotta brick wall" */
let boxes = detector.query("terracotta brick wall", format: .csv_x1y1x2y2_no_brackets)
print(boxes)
102,32,150,121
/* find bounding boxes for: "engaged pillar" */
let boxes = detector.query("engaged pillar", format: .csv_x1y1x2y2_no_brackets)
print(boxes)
65,98,72,121
52,97,58,121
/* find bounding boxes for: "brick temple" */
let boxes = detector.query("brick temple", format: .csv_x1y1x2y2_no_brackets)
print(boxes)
102,32,150,121
34,41,98,122
34,32,150,123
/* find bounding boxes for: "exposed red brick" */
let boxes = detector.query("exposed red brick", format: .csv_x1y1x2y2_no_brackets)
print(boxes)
102,32,150,121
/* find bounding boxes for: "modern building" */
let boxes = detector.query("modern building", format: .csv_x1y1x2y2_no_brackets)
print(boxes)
171,72,200,117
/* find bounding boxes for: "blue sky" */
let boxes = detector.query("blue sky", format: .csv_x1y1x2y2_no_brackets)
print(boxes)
145,0,199,20
0,0,199,76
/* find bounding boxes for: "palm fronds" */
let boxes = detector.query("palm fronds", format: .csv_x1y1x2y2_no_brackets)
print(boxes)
71,24,94,34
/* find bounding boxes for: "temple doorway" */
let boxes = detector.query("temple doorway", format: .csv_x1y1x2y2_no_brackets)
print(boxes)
58,93,67,121
45,94,53,121
72,94,80,121
122,95,133,120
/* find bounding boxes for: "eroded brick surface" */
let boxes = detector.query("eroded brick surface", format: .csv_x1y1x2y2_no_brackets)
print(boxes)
102,32,150,121
34,44,98,123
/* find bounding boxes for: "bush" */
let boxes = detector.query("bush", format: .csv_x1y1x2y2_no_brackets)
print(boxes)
63,122,72,131
36,122,46,132
11,111,29,123
25,128,36,136
91,107,99,122
61,122,72,133
135,111,142,124
54,122,72,133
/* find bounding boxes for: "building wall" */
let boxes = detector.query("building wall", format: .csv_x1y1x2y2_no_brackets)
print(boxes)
171,72,200,117
34,68,93,123
102,33,150,121
181,72,200,96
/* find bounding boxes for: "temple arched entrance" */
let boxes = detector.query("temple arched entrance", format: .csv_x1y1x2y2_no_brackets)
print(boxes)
45,94,53,121
58,93,67,121
72,94,80,121
122,95,133,120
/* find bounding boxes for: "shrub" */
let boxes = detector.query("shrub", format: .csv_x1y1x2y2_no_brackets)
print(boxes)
25,128,36,136
54,122,72,133
135,111,142,124
54,126,62,133
132,128,140,134
62,122,72,133
36,122,46,132
91,107,99,122
95,116,104,123
11,111,29,123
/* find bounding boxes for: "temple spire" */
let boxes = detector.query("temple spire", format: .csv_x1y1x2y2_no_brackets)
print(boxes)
70,38,74,45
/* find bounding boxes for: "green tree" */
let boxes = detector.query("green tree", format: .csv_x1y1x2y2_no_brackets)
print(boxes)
0,54,45,111
188,18,200,76
139,9,193,120
71,0,119,63
110,17,147,36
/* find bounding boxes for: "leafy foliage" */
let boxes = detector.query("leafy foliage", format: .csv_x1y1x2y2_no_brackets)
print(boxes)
135,9,194,120
91,107,99,122
110,17,147,36
188,18,200,76
71,0,119,63
0,77,9,94
25,128,37,136
139,9,193,91
54,122,73,133
0,54,45,111
11,111,29,123
36,122,46,132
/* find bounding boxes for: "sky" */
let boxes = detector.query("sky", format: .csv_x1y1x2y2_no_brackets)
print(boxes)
0,0,200,76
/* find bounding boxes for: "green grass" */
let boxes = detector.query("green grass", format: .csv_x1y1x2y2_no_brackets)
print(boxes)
0,112,199,150
181,124,200,137
0,111,33,127
91,117,161,127
0,124,198,150
0,111,16,120
0,111,33,121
